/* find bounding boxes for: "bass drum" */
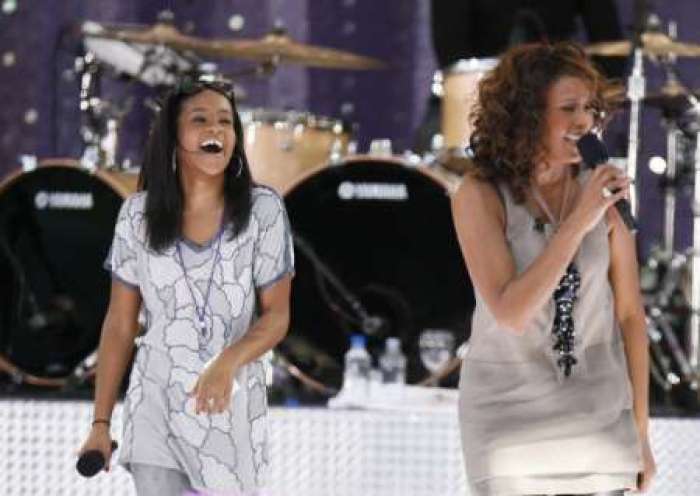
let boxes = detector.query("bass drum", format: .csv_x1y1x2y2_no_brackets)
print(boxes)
0,159,136,379
278,155,474,400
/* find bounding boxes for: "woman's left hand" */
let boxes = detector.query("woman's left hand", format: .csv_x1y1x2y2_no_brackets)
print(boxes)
189,355,239,415
636,435,657,493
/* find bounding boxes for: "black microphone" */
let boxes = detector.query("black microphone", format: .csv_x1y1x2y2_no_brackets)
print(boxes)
576,133,638,232
76,440,118,477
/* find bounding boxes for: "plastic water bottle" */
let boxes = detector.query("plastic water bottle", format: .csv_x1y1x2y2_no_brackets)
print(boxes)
342,334,371,401
379,337,406,385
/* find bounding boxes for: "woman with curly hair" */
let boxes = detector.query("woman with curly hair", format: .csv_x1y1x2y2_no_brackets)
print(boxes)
451,43,655,495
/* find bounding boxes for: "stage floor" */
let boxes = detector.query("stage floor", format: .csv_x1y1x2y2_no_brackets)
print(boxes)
1,399,698,495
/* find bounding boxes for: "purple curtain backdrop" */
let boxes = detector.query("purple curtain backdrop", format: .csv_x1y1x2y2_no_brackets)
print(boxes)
0,0,699,257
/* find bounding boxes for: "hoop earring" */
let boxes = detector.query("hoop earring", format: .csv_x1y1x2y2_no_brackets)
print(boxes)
234,156,243,178
172,150,177,173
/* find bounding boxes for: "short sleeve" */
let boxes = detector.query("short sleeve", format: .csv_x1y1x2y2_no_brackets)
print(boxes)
253,189,295,290
104,195,140,289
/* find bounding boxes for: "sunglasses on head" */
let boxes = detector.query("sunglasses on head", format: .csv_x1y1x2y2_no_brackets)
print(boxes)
174,74,235,100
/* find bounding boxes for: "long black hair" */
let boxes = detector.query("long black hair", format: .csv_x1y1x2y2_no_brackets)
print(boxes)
139,76,253,252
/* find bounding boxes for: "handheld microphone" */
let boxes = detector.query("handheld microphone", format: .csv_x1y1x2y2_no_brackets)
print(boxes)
76,440,118,477
576,133,637,232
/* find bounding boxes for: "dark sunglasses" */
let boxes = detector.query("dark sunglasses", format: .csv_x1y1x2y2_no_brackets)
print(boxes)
174,74,236,100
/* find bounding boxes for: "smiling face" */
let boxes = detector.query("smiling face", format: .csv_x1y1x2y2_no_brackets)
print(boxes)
176,89,236,178
540,75,596,168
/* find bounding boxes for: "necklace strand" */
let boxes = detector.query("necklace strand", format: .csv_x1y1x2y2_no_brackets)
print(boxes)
176,230,223,336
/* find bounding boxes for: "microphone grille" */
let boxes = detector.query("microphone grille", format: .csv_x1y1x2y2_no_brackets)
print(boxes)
576,133,609,167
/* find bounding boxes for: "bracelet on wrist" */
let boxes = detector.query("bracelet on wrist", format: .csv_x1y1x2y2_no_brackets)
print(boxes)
92,418,111,427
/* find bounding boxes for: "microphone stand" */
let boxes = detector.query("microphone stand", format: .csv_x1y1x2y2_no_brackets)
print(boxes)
293,232,382,336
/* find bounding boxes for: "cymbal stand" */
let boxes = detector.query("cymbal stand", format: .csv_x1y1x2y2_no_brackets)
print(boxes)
626,47,645,216
76,52,130,170
690,131,700,379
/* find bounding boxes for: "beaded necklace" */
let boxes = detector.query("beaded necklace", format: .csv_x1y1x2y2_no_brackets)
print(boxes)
530,173,581,377
175,226,223,336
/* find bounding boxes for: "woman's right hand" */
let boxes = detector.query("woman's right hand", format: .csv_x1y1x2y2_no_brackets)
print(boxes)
77,424,114,472
566,164,631,235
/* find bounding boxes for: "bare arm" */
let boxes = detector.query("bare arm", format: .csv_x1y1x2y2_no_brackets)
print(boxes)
606,206,656,491
92,280,142,422
192,274,292,414
221,274,292,369
451,166,629,334
606,208,649,433
78,279,141,469
451,176,583,333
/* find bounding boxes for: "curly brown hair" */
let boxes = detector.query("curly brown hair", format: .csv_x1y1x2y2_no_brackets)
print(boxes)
468,42,621,203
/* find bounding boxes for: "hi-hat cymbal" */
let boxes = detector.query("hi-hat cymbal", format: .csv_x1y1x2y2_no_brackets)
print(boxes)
585,32,700,58
85,22,385,70
607,80,700,112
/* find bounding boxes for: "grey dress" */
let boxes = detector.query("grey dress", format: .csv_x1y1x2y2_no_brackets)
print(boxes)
458,177,642,496
106,186,294,494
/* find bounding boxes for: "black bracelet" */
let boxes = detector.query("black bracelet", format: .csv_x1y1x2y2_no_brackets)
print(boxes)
92,418,111,427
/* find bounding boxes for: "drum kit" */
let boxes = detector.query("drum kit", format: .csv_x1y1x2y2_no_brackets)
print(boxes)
1,11,699,409
0,14,471,400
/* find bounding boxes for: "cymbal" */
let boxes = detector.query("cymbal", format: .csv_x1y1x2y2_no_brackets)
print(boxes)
192,32,386,70
585,32,700,58
607,80,700,112
83,21,214,55
85,22,385,70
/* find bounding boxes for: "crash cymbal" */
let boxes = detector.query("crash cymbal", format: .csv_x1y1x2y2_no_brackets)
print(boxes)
192,32,386,70
83,21,212,55
607,80,700,112
585,32,700,58
85,22,385,70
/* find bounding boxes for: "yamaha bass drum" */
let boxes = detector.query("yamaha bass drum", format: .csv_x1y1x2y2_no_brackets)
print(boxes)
0,159,136,382
275,155,474,402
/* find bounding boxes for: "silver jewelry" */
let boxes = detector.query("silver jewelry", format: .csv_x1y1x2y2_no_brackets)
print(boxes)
172,150,177,173
602,186,613,199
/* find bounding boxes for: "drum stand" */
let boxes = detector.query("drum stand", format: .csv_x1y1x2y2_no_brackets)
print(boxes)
644,110,700,406
76,52,130,170
626,47,645,216
689,131,700,383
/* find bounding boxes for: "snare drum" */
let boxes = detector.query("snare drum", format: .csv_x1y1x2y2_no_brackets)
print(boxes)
240,109,351,193
276,155,474,399
440,58,498,150
0,159,137,377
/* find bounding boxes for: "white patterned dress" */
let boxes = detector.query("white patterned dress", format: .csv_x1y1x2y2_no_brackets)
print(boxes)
106,186,294,494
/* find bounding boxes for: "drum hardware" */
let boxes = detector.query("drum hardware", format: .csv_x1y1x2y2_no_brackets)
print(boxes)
0,160,137,391
273,353,338,397
689,131,700,381
587,9,700,215
75,51,134,170
83,20,385,70
82,20,194,87
273,156,473,402
417,341,469,387
438,57,498,152
368,139,393,157
584,31,700,58
240,109,352,193
293,231,385,337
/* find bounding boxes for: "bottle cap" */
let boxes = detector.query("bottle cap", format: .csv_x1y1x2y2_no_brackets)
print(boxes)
350,334,366,348
386,337,401,351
